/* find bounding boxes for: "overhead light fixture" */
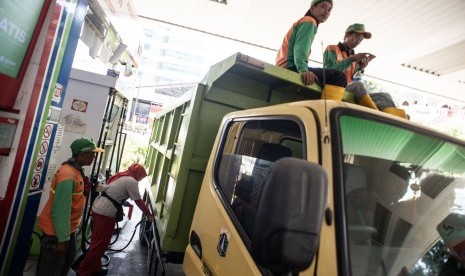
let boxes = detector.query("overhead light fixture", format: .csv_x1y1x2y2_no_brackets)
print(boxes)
108,42,127,64
89,37,103,58
210,0,227,4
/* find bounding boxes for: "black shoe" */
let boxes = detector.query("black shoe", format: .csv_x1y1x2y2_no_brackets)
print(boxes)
93,267,108,276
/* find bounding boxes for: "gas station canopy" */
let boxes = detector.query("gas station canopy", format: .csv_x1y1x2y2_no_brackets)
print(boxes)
127,0,465,102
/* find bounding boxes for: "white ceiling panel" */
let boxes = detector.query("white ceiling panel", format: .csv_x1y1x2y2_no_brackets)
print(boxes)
133,0,465,102
404,40,465,76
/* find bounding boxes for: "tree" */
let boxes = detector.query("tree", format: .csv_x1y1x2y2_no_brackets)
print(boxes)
119,131,149,172
410,240,449,275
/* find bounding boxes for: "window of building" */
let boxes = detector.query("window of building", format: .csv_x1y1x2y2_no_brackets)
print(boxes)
130,98,151,124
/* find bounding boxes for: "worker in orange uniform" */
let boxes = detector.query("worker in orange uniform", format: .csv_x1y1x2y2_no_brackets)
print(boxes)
276,0,347,101
37,137,104,276
324,23,408,118
323,23,378,110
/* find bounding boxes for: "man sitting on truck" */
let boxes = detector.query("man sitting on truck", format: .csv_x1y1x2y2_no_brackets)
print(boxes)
323,24,408,118
276,0,347,102
323,23,378,110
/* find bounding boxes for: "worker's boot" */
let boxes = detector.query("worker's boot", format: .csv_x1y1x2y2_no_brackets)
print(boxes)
322,84,345,102
382,107,408,119
359,94,379,110
346,82,378,110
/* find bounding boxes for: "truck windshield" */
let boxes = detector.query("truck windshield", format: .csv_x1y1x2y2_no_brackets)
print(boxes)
339,115,465,276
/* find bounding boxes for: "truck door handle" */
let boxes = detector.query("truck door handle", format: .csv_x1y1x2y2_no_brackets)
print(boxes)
190,230,202,259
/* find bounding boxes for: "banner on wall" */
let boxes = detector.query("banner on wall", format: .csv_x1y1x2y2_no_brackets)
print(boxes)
0,0,46,78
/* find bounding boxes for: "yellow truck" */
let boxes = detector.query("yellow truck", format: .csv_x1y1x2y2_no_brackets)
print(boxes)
182,72,465,274
144,53,465,275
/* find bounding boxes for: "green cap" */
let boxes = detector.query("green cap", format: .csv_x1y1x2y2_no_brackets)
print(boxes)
345,23,372,39
311,0,332,7
70,137,104,155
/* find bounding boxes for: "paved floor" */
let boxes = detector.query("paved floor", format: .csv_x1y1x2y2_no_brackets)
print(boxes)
24,207,184,275
103,214,184,276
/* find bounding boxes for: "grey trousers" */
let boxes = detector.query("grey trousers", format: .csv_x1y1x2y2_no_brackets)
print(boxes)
346,82,368,102
36,232,76,276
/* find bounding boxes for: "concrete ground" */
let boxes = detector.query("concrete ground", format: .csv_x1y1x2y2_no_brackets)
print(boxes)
23,205,184,276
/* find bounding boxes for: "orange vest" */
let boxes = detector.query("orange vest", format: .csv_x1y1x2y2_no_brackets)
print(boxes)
38,164,85,240
326,44,355,83
276,16,318,72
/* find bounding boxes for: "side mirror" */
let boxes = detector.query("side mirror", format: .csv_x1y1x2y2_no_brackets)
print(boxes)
252,157,328,274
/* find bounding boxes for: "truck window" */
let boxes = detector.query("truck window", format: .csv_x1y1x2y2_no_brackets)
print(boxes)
215,119,304,240
338,115,465,276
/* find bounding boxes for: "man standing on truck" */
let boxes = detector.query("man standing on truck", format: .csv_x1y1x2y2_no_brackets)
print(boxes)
37,137,103,276
323,24,408,118
276,0,347,101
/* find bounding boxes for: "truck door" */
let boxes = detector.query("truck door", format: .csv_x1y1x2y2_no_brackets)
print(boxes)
184,111,321,275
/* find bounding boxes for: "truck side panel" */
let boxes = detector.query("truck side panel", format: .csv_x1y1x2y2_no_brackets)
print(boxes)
146,53,322,254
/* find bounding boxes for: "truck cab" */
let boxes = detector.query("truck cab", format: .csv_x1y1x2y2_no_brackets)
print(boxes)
184,100,465,275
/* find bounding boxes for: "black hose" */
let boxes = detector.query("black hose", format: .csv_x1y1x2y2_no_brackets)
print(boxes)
108,221,120,246
109,98,128,173
116,100,128,172
106,219,144,252
98,219,145,270
80,88,115,255
71,218,147,270
91,88,116,177
79,189,92,254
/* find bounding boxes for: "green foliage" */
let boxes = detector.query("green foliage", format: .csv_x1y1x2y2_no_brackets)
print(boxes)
410,240,449,275
119,131,150,171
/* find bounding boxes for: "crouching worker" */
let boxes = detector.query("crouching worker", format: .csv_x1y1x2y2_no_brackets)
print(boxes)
37,137,104,276
276,0,347,100
78,164,154,276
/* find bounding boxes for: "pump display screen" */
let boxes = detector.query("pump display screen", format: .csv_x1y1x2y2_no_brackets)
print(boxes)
0,0,45,78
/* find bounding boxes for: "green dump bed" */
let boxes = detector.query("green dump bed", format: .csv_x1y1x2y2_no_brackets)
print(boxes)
145,52,321,254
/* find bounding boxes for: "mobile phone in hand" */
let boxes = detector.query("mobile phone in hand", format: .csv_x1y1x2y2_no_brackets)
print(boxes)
361,53,376,61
